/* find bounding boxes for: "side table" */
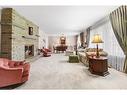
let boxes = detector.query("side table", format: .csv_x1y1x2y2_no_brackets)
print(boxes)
89,56,109,76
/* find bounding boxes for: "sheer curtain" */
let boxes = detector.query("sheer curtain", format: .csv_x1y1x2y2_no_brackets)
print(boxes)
77,34,81,48
89,20,125,71
84,28,91,47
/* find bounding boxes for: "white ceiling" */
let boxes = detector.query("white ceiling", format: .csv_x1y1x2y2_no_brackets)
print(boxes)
7,6,118,35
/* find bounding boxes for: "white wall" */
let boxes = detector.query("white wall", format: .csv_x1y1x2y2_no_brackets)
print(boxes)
39,29,48,49
48,35,76,50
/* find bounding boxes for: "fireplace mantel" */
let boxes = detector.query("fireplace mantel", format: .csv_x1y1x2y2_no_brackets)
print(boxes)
22,36,37,40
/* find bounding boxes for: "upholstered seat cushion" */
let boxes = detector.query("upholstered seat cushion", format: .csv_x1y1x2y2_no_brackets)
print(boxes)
86,51,108,57
86,52,96,56
85,48,103,52
77,48,85,52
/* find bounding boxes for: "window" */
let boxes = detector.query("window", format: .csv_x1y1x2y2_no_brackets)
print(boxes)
77,34,81,48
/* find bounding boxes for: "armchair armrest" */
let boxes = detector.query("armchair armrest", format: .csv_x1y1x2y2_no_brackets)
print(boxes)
3,67,23,71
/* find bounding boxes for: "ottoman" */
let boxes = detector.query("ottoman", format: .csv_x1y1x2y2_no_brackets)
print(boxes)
69,55,79,63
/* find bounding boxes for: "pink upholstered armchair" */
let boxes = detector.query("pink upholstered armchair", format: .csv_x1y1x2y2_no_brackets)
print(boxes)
44,48,51,52
0,58,30,88
40,48,51,57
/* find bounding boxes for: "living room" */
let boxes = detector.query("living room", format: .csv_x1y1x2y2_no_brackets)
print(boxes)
0,4,127,91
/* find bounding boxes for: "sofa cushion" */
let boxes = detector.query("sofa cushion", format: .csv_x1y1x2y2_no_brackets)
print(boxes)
86,52,96,56
77,48,85,52
99,51,108,56
86,48,103,52
86,51,108,57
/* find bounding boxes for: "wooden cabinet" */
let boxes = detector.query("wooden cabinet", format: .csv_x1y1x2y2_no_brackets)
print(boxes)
56,45,67,52
89,56,109,76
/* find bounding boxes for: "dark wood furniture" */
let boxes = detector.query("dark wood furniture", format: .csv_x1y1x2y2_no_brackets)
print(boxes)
88,56,109,76
55,45,67,52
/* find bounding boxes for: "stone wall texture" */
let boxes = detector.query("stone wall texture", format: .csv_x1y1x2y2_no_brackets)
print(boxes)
1,8,39,61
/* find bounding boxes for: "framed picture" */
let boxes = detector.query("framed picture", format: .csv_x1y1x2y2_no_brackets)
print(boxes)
29,27,33,35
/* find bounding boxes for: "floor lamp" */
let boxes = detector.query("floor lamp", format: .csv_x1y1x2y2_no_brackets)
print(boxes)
92,34,103,58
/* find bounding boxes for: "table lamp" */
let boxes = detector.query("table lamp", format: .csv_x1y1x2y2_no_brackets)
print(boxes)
92,34,103,58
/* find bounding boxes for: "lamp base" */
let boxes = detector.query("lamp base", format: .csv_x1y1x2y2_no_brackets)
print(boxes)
96,54,100,58
96,44,100,58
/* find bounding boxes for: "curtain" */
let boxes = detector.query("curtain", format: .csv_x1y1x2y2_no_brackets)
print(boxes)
110,6,127,73
75,35,78,46
75,35,78,49
89,20,125,72
86,28,90,47
77,34,81,48
80,32,84,47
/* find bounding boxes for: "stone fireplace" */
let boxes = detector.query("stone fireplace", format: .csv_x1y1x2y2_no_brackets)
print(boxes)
1,8,39,61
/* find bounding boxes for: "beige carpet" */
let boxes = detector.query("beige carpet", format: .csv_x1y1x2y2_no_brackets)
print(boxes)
16,54,127,89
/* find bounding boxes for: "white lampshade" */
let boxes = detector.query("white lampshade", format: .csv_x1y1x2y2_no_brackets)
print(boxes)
92,34,103,43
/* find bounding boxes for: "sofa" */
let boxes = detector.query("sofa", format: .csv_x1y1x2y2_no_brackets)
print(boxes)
0,58,30,88
78,48,108,66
